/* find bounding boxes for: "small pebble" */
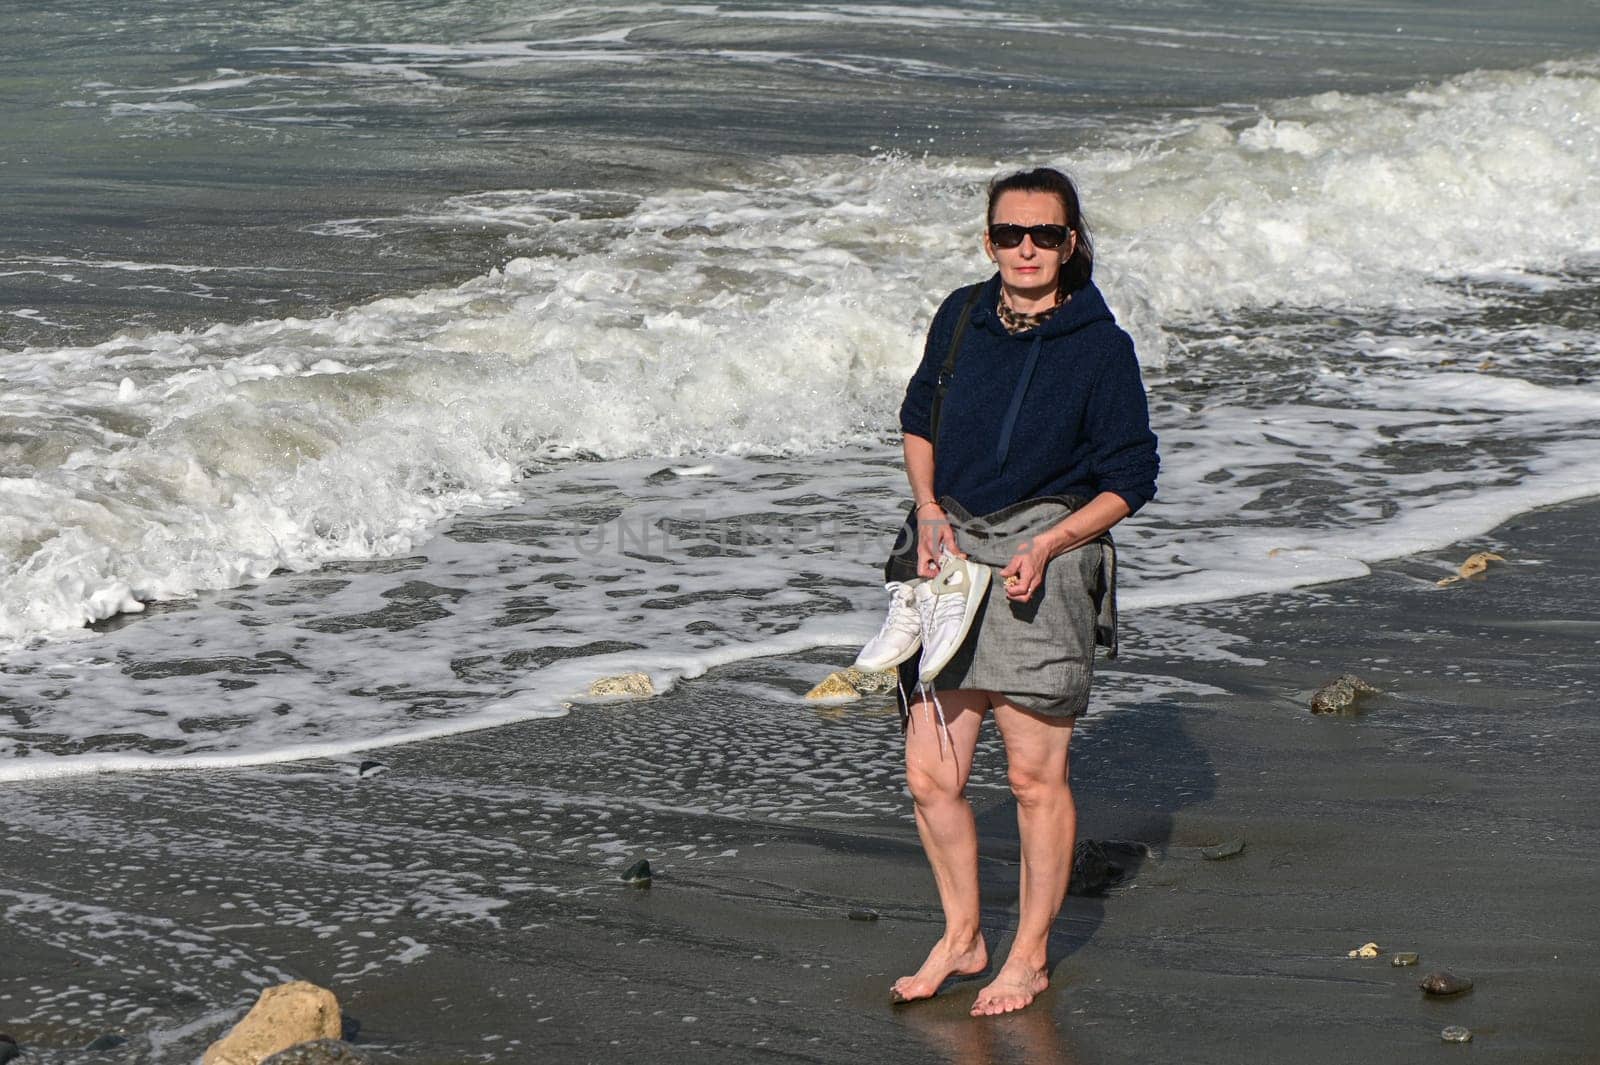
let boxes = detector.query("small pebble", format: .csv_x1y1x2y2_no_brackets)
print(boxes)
1420,970,1473,996
1310,673,1379,713
357,760,387,778
85,1034,128,1051
621,859,652,886
1200,838,1245,860
1391,951,1419,967
1069,838,1124,896
589,672,654,699
1346,942,1381,959
1441,1026,1473,1044
847,909,879,922
804,672,860,701
839,668,897,695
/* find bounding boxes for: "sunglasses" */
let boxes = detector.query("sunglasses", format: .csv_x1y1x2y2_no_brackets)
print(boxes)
987,223,1070,250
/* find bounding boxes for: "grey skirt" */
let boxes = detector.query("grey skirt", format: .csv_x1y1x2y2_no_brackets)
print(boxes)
897,495,1117,720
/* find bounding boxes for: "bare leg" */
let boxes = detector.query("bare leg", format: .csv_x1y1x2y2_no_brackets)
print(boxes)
891,689,992,1003
971,701,1075,1016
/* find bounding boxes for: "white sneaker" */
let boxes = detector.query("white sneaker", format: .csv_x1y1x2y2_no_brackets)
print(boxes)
916,554,991,684
853,580,923,672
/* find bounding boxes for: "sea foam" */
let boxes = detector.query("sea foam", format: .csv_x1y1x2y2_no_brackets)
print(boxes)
0,57,1593,681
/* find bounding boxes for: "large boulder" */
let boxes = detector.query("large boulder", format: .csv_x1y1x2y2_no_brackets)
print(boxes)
203,982,342,1065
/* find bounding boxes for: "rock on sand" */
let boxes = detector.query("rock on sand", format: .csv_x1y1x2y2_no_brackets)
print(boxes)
588,672,654,698
1310,673,1379,714
805,667,896,701
805,671,860,700
203,981,343,1065
1436,550,1506,586
1419,970,1474,996
1068,838,1125,896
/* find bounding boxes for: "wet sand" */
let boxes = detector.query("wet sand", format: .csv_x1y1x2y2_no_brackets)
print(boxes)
3,499,1599,1063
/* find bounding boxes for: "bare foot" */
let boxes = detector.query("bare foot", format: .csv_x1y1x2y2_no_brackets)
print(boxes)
969,961,1048,1016
890,934,989,1003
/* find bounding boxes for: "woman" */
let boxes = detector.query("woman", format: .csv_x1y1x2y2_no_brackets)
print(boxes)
877,167,1158,1016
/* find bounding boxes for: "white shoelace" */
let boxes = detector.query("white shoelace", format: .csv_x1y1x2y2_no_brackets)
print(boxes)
929,588,968,631
914,589,953,759
878,588,921,643
925,684,951,759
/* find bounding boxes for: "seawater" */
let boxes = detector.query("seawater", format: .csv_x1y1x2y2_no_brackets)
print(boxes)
3,1,1600,779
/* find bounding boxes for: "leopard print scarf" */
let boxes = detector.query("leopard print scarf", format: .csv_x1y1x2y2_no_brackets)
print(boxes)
996,289,1068,335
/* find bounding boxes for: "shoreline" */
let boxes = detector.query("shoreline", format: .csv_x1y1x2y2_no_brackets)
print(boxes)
3,497,1599,1062
8,474,1600,783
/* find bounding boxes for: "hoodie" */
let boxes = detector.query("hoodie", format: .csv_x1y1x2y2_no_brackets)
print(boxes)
898,274,1159,517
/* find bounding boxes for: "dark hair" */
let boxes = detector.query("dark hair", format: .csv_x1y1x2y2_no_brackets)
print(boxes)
986,167,1094,292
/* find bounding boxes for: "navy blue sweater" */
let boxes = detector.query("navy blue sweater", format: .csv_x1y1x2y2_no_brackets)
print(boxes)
899,275,1159,517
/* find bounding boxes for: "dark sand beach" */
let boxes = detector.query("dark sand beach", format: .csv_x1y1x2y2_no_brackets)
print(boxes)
4,498,1599,1064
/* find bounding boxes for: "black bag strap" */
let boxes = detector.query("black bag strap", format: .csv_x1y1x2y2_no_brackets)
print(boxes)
885,282,985,585
929,283,985,455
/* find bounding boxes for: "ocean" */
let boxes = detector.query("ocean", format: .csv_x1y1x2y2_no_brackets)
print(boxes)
4,0,1600,780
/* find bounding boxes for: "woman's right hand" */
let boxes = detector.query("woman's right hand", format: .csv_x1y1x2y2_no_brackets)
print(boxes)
916,505,964,577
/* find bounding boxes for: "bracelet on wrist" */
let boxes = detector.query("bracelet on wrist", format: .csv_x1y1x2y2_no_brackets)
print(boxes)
914,500,942,513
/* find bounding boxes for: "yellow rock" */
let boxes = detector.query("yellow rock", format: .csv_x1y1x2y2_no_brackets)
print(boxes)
805,672,861,700
1346,942,1381,959
1436,551,1505,586
841,667,897,694
588,672,654,698
203,981,341,1065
